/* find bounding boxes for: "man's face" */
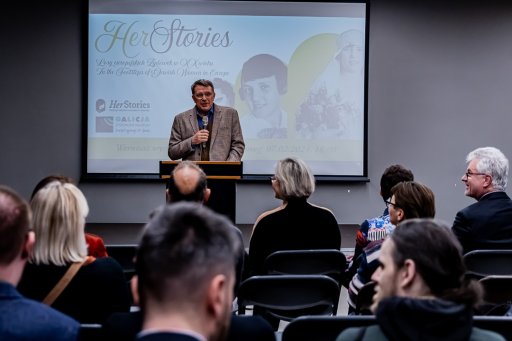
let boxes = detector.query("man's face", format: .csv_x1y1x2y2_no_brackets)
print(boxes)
370,238,400,313
192,85,215,114
241,75,281,119
387,194,402,225
462,158,489,199
337,31,364,74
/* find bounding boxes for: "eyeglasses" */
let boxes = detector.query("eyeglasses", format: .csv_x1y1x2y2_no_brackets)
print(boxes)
385,199,399,208
464,171,489,178
269,176,277,181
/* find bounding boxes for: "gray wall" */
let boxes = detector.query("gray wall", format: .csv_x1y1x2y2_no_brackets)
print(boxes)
2,0,512,226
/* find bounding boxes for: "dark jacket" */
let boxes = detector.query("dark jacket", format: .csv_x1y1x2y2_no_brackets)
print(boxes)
337,297,505,341
452,191,512,254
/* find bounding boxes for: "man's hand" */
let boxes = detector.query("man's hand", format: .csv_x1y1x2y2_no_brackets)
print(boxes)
192,129,209,145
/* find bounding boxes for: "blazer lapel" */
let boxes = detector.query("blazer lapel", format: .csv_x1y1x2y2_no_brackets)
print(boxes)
211,105,222,146
187,109,199,133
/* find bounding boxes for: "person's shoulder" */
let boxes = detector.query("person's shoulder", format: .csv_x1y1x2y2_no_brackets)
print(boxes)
470,327,506,341
337,325,386,341
308,202,337,216
253,205,286,228
175,108,195,118
82,256,125,278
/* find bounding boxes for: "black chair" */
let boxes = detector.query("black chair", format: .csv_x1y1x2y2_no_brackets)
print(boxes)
281,316,376,341
479,275,512,305
237,275,340,322
473,316,512,340
105,244,137,281
78,324,104,341
281,315,512,341
355,281,376,315
264,249,347,285
463,250,512,280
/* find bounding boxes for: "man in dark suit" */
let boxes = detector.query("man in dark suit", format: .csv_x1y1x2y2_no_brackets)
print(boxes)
168,79,245,161
452,146,512,253
0,185,79,340
135,203,241,341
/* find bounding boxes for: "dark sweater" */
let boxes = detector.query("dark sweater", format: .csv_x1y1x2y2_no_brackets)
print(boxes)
17,257,131,323
248,198,341,276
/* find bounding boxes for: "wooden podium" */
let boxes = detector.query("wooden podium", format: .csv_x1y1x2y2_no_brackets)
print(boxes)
159,161,242,222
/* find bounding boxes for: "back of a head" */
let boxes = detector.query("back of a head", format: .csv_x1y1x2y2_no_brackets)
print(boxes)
0,185,31,265
466,146,509,191
30,181,88,266
167,161,207,203
137,202,241,309
391,181,435,220
391,219,482,307
30,174,74,200
380,165,414,201
274,157,315,200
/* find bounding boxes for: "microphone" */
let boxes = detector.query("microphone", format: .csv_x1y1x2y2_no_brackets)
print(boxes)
202,115,208,149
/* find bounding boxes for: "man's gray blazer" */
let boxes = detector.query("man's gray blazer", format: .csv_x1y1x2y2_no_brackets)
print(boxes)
168,105,245,161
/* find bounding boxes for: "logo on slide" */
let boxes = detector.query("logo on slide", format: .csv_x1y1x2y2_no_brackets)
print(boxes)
96,99,106,113
96,117,114,133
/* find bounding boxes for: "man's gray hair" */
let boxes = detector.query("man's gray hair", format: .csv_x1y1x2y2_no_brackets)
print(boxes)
467,147,509,190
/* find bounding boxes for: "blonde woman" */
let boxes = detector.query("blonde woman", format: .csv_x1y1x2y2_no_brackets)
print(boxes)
17,182,130,323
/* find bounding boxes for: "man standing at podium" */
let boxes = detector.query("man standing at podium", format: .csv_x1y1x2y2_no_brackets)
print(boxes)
168,79,245,161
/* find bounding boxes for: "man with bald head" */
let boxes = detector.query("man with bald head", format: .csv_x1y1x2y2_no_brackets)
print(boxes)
166,161,245,295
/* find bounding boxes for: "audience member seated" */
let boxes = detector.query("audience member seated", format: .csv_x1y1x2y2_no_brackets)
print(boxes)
0,185,79,340
17,181,130,323
166,161,245,296
248,157,341,277
337,219,505,341
452,147,512,253
345,164,414,286
347,181,435,313
134,202,247,341
31,174,108,258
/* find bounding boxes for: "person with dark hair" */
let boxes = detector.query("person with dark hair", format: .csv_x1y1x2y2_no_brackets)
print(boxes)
452,147,512,253
337,219,505,341
248,157,341,276
168,79,245,162
0,185,79,340
347,181,435,313
135,202,241,341
239,54,288,139
31,174,108,258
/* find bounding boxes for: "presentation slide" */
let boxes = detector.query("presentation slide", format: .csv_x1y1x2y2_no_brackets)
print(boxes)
87,0,367,177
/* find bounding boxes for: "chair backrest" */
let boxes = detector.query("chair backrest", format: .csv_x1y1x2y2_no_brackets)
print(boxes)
464,250,512,280
355,281,376,315
473,316,512,340
79,324,104,341
105,244,137,280
264,249,347,284
237,275,340,322
281,316,512,341
479,275,512,305
281,316,376,341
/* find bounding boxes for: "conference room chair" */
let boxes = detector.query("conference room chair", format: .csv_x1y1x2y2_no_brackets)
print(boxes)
237,275,340,322
105,244,137,281
355,281,376,315
463,249,512,280
477,275,512,317
280,315,512,341
78,323,105,341
264,249,347,286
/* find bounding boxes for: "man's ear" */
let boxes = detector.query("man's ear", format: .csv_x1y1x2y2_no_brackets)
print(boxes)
398,259,417,290
131,275,140,306
203,188,211,204
396,208,405,223
21,231,35,259
206,274,227,318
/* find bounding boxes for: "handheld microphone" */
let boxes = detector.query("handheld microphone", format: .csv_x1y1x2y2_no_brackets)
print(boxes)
202,115,208,149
